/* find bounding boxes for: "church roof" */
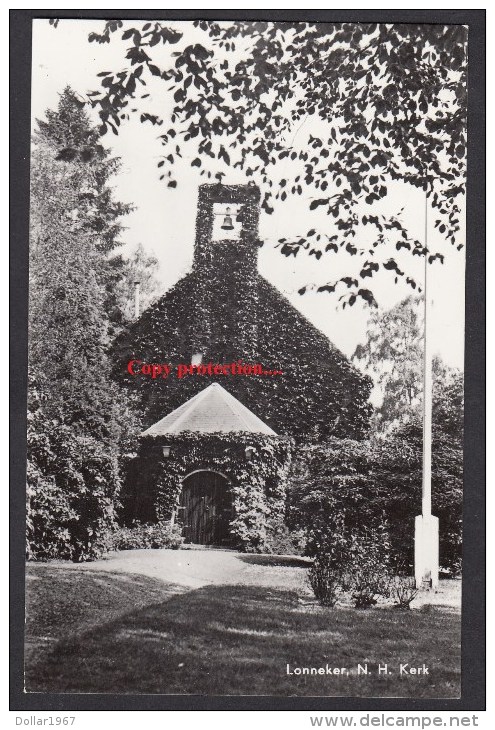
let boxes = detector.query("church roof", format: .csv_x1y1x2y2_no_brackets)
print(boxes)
141,382,277,437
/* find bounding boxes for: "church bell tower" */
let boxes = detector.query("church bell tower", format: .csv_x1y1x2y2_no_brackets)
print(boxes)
193,182,261,273
190,183,261,363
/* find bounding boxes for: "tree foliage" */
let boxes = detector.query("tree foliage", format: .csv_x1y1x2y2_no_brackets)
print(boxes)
353,295,464,434
353,295,424,428
27,88,139,560
34,86,132,255
432,359,464,443
288,418,463,573
62,19,466,305
104,243,161,340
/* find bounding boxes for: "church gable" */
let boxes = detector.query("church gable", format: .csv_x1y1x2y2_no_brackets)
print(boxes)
116,272,197,363
112,183,372,440
257,276,356,368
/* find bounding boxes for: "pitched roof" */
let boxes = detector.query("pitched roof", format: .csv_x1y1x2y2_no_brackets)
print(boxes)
141,383,277,437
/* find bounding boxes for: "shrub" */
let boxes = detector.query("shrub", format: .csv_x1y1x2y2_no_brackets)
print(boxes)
27,420,119,562
307,515,392,609
389,565,419,609
351,565,391,608
26,372,125,563
26,477,78,562
110,521,184,550
287,427,462,573
265,522,306,555
390,576,419,609
308,553,345,607
307,515,354,607
349,522,392,608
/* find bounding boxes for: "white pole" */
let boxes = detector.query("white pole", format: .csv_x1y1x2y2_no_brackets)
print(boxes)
422,196,433,518
414,188,439,590
134,280,141,320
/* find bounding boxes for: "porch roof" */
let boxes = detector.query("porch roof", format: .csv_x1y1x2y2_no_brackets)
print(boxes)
141,382,277,436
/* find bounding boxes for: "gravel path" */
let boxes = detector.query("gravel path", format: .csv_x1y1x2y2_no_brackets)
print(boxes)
56,548,460,609
59,548,311,591
60,548,249,589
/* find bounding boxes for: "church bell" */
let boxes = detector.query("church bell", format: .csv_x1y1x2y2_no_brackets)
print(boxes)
220,208,235,231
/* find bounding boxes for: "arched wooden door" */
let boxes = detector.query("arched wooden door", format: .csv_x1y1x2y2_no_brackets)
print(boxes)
179,471,234,546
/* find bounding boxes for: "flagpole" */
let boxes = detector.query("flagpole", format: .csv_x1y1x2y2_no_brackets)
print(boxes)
414,184,439,590
422,193,432,518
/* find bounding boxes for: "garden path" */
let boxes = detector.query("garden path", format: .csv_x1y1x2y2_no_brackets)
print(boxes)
53,548,460,608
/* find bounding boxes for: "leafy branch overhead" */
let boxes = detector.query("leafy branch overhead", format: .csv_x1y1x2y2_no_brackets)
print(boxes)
78,19,466,305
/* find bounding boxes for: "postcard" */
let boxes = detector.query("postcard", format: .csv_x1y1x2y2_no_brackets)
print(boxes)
10,10,485,710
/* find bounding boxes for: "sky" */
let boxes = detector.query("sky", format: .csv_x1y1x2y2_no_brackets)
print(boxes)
31,18,466,371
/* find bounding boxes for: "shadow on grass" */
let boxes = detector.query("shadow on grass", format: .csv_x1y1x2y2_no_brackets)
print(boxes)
24,564,185,669
236,554,311,569
25,577,461,698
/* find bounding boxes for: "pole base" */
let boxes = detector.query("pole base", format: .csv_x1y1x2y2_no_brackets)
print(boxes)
414,514,439,589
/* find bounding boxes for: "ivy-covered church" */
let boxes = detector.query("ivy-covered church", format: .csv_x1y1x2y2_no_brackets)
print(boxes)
114,183,372,550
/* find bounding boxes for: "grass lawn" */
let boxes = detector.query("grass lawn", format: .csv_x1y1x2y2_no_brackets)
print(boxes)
25,563,460,697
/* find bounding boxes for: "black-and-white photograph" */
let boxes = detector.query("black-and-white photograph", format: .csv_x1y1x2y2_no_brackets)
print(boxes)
22,14,470,699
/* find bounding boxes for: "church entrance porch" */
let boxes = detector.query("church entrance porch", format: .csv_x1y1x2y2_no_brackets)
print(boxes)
130,383,291,551
178,470,234,546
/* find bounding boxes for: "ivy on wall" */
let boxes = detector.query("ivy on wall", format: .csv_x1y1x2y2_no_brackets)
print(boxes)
122,431,292,552
113,272,372,442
